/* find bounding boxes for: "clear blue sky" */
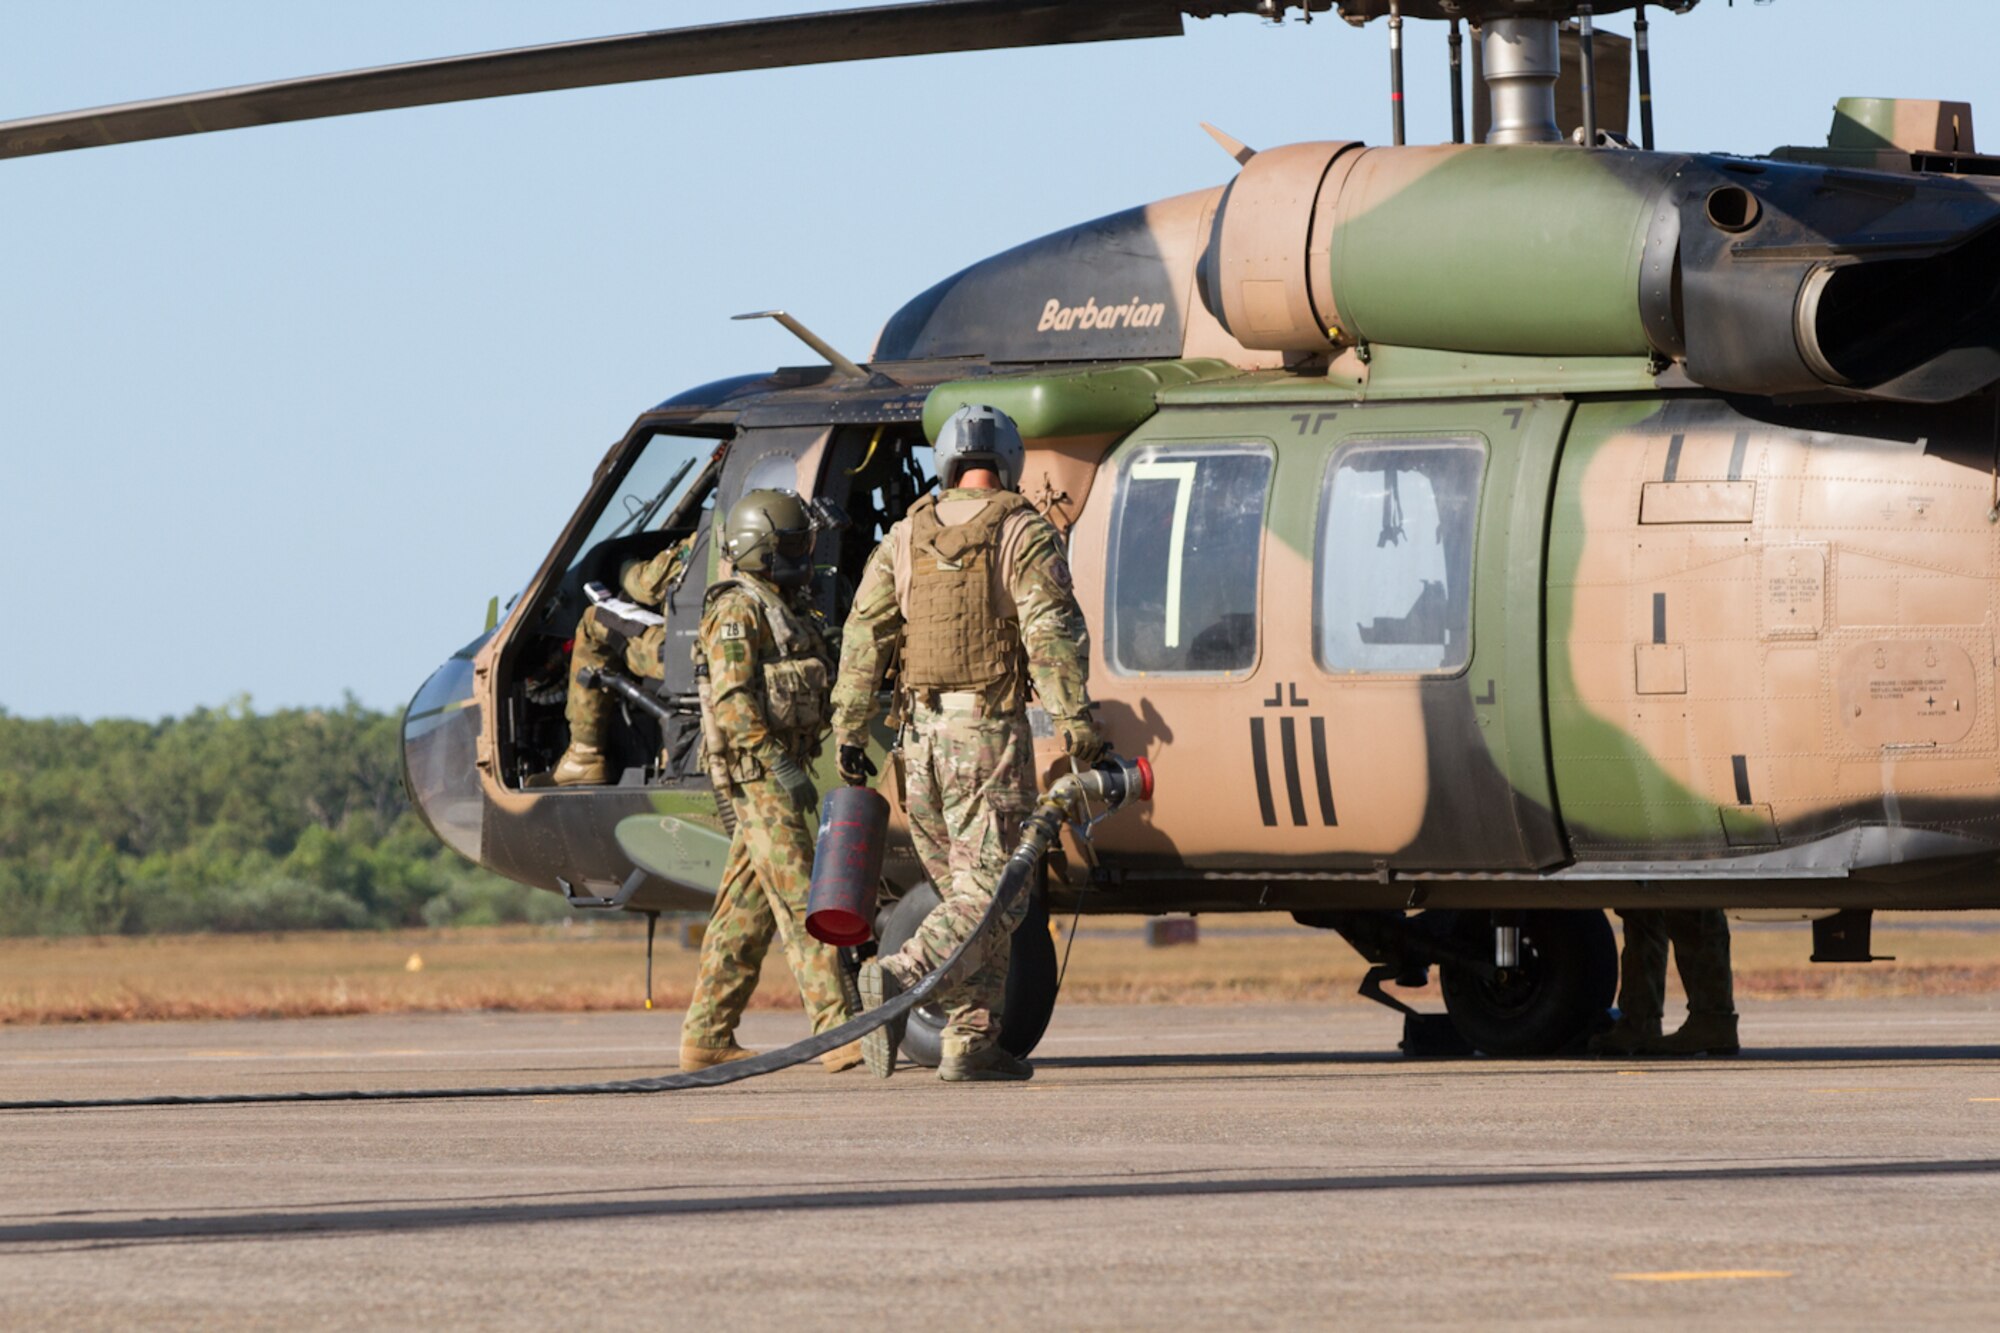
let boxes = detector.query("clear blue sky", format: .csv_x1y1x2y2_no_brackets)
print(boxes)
3,0,1994,721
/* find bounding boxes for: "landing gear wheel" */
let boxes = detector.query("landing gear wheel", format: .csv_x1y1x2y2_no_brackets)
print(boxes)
874,880,1059,1068
1438,909,1616,1057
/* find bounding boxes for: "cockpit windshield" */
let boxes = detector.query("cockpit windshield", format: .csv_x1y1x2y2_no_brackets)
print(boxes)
566,430,718,572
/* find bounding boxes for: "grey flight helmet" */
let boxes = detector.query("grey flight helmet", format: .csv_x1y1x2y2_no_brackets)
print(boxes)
935,403,1025,490
723,487,815,588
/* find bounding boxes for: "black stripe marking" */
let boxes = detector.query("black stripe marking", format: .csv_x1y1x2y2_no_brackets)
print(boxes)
1727,429,1749,481
1249,718,1278,827
1279,716,1309,827
1732,753,1752,805
1663,433,1684,481
1652,592,1667,645
1309,717,1339,826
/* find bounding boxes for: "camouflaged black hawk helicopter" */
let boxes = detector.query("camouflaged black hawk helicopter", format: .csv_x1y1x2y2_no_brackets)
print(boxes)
14,0,2000,1062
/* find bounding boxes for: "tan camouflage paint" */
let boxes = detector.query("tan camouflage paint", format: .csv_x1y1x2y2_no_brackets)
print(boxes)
1064,435,1431,868
1553,398,2000,856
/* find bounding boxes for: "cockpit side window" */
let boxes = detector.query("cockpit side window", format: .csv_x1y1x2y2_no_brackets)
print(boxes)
565,429,719,576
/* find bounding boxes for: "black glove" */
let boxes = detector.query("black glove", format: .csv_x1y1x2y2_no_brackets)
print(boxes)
769,754,818,812
837,743,879,787
1059,717,1109,766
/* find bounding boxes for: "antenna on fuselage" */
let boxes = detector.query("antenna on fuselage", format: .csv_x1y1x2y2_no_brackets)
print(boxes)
731,310,868,381
1202,122,1258,164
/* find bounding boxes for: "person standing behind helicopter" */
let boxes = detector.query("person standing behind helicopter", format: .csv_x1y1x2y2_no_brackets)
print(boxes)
679,488,860,1074
831,404,1105,1083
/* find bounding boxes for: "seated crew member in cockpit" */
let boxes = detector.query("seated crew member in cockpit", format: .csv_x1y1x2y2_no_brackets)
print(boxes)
553,536,695,786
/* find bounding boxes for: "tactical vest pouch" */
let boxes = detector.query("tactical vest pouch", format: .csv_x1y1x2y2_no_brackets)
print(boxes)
762,656,830,736
899,492,1031,694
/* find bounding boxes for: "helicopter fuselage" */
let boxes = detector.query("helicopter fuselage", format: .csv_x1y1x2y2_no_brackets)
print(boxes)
404,136,2000,929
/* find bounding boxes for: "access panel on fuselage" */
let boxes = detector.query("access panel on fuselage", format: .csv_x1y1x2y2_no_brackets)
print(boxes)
1547,395,2000,864
1072,398,1569,874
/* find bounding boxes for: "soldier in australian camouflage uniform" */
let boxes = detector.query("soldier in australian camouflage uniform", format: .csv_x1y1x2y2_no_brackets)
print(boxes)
679,489,860,1074
833,404,1103,1083
1591,907,1739,1056
553,536,695,786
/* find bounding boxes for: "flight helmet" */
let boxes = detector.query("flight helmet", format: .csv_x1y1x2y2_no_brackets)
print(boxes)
723,488,815,588
934,403,1025,490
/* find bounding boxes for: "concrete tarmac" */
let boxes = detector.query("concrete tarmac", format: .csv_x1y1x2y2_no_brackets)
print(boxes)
2,997,1998,1329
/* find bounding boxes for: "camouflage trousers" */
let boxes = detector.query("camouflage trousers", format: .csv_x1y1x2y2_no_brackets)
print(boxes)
1613,908,1736,1022
565,606,669,749
681,771,852,1051
881,701,1036,1047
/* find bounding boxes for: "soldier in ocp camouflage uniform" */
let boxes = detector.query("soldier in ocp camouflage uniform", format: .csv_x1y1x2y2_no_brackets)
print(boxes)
679,489,860,1074
1590,907,1739,1056
554,536,694,786
833,405,1104,1083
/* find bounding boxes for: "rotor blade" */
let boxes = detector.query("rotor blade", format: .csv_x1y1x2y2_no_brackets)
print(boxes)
0,0,1197,161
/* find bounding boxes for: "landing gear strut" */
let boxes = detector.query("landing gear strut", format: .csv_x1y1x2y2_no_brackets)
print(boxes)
1299,908,1617,1057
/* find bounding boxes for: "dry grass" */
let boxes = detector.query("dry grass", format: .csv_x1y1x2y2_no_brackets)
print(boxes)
3,912,1998,1025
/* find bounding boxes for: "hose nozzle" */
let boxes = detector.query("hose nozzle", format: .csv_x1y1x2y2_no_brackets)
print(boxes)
1046,754,1155,820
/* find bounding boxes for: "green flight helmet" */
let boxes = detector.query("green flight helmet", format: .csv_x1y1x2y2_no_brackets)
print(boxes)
723,487,815,588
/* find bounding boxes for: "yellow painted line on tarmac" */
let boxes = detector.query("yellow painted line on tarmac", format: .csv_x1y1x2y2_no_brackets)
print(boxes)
686,1112,820,1124
1616,1270,1792,1283
1615,1071,1649,1077
1972,1097,2000,1102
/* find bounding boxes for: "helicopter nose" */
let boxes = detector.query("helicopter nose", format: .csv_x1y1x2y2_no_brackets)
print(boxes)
402,638,490,864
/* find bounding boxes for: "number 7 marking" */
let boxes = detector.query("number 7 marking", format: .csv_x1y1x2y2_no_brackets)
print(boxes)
1131,458,1199,649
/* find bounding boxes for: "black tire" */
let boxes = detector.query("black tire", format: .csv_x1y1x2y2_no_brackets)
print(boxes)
1438,909,1617,1057
875,881,1059,1068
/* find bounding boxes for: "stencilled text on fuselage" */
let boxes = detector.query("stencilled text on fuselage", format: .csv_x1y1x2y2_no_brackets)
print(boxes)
1037,296,1168,333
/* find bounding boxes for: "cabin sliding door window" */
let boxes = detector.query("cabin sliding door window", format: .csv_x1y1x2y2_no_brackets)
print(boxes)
1316,438,1485,675
1107,442,1273,676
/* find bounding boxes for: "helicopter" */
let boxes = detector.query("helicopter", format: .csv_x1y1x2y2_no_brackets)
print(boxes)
12,0,2000,1064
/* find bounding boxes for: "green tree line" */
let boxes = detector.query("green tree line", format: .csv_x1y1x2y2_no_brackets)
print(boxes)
0,699,564,936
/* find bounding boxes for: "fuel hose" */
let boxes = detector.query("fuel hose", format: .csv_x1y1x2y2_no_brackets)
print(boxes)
0,759,1149,1113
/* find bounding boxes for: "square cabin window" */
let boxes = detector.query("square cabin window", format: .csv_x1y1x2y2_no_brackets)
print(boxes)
1108,442,1274,675
1317,439,1486,674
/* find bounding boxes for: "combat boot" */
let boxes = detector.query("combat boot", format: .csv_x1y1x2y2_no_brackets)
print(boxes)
1636,1012,1740,1056
821,1040,864,1073
1587,1014,1662,1056
938,1040,1033,1083
679,1041,757,1071
858,959,904,1079
553,742,610,787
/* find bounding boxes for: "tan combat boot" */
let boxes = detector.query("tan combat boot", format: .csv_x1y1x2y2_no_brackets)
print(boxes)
552,742,610,786
1636,1012,1740,1056
938,1038,1032,1083
1587,1014,1663,1056
821,1041,864,1073
679,1041,757,1071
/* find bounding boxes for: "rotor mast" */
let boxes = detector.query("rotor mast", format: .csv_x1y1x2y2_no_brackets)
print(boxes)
1333,1,1692,148
1481,17,1562,143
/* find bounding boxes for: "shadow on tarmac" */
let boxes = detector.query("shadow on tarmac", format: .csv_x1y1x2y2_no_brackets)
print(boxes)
1035,1043,2000,1070
8,1156,1999,1251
